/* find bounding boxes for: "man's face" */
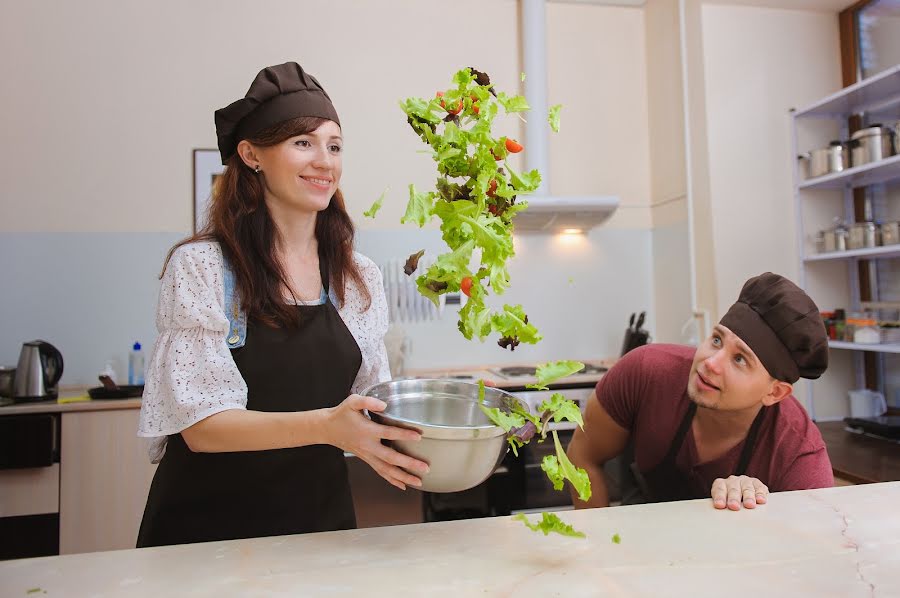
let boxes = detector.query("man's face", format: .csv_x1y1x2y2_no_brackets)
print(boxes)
688,324,780,411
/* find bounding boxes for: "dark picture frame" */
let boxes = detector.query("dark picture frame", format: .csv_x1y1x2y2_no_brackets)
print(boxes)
192,149,225,233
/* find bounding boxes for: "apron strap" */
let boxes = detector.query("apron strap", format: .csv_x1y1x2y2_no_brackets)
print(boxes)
663,401,698,463
318,251,330,294
735,406,766,475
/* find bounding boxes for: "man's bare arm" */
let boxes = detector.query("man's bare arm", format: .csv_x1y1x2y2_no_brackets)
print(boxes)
565,390,630,508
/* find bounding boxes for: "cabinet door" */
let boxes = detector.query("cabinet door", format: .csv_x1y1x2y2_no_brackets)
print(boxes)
59,410,157,554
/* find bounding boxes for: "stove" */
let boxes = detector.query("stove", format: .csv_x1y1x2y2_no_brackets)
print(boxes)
491,366,537,378
489,363,608,379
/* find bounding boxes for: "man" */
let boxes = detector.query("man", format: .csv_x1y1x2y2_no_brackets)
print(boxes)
567,272,833,511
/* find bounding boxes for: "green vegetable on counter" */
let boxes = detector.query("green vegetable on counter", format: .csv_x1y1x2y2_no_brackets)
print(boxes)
513,513,585,539
612,533,621,544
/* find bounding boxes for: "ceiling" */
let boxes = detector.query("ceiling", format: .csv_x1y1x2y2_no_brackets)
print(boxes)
549,0,859,11
702,0,859,12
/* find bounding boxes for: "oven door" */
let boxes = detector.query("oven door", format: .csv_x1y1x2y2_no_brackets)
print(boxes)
511,428,575,513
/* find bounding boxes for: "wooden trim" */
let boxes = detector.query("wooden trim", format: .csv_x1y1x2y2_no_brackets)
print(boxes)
838,7,859,87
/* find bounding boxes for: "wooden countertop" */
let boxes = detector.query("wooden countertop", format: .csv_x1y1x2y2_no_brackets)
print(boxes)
3,482,899,596
0,388,141,415
817,421,900,484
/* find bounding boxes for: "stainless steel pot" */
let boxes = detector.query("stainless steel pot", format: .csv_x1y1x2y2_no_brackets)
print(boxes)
848,221,880,250
799,141,848,179
364,378,516,493
851,124,895,166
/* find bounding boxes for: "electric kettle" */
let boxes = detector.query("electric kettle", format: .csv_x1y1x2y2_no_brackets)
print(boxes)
13,340,64,402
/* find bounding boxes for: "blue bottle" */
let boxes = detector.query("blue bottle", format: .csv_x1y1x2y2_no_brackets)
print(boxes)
128,342,145,385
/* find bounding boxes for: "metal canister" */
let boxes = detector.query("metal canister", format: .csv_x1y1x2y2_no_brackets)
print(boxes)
850,124,895,165
804,141,848,178
881,221,900,246
848,221,880,249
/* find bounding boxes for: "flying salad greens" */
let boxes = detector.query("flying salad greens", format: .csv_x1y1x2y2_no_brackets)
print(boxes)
395,67,545,350
371,68,593,538
477,360,592,537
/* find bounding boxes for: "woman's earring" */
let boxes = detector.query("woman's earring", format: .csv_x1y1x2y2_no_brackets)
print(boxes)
254,165,261,174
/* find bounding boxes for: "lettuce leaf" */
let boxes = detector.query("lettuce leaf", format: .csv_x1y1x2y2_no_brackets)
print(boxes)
527,360,585,391
363,188,387,219
513,512,585,539
548,104,563,133
541,431,591,502
537,393,584,429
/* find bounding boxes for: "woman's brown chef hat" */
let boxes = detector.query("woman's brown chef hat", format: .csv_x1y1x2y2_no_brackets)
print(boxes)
719,272,828,383
214,62,340,164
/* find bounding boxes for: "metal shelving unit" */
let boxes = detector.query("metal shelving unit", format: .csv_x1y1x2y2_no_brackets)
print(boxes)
792,63,900,420
829,340,900,354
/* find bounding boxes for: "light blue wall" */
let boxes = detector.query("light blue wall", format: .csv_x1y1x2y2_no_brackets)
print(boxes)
0,227,658,385
356,227,656,370
0,232,186,386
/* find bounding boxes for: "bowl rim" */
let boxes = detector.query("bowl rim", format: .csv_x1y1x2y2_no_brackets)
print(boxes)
362,378,517,440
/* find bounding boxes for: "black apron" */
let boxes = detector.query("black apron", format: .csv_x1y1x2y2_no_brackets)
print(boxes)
628,402,766,503
137,258,362,547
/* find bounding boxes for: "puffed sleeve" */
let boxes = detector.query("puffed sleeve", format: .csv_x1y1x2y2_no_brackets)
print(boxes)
345,254,391,395
137,243,247,462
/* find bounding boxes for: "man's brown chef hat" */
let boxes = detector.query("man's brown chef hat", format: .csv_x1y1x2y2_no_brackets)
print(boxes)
719,272,828,383
214,62,340,165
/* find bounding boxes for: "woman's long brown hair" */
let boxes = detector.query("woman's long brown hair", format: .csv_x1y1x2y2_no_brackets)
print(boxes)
165,116,370,328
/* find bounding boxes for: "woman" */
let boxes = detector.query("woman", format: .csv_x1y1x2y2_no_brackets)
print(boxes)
136,62,427,547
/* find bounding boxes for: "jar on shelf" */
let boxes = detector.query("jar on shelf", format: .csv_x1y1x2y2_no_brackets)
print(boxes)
848,221,880,249
850,313,880,344
844,312,861,342
820,311,836,339
822,222,849,252
834,308,846,341
881,221,899,246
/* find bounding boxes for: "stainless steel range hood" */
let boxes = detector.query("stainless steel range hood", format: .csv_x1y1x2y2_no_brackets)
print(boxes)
517,0,620,233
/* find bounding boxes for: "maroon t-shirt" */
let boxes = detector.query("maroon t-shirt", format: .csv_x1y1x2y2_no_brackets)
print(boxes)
596,344,834,493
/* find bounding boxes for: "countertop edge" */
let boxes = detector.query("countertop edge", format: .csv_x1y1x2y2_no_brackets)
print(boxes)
0,389,142,415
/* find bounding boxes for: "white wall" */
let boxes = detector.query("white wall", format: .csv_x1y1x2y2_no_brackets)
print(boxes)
690,2,853,419
0,0,661,384
645,0,693,345
699,4,842,319
0,0,523,233
546,3,654,230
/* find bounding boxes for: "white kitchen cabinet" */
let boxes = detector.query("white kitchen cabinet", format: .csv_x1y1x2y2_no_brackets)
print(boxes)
792,64,900,420
59,409,156,554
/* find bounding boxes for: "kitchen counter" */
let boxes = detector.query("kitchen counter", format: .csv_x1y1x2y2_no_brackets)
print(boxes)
3,482,898,597
0,388,141,415
817,421,900,484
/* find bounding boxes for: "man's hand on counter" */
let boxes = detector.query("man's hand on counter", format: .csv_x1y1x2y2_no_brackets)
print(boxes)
711,475,768,510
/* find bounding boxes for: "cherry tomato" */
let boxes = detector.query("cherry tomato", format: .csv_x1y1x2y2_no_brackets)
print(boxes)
505,138,524,153
460,277,473,297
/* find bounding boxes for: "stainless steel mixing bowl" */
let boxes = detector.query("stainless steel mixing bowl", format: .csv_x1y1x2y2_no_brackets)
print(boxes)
363,378,520,493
